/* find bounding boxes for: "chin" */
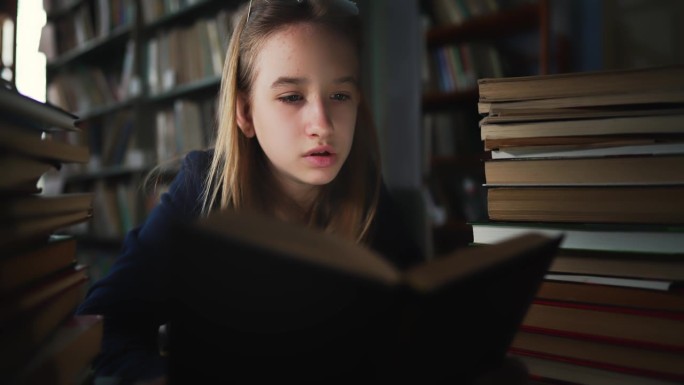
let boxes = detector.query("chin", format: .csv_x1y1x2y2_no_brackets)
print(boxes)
303,171,341,186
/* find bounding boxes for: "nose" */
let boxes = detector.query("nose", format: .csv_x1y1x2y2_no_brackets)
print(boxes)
305,97,334,139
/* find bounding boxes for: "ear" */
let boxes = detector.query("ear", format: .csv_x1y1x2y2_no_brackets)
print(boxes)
236,92,255,138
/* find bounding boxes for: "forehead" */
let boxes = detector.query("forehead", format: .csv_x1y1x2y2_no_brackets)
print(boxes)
254,22,359,82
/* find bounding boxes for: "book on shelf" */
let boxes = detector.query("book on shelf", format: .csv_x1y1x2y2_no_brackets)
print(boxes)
4,314,103,385
484,154,684,185
536,280,684,313
486,185,684,224
516,354,682,385
165,208,562,383
0,234,77,294
477,64,684,102
470,221,684,254
511,331,684,383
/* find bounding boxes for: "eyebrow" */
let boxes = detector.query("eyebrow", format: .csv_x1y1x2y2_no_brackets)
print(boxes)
270,76,358,89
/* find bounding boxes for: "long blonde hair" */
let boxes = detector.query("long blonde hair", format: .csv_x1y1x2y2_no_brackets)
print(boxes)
201,0,381,243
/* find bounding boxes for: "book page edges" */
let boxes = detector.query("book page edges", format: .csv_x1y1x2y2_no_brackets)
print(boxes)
405,233,559,292
198,210,403,287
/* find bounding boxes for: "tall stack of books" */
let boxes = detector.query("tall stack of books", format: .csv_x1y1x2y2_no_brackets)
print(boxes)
0,82,103,385
473,65,684,385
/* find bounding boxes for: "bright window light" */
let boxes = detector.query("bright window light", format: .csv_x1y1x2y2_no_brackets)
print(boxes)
16,0,46,102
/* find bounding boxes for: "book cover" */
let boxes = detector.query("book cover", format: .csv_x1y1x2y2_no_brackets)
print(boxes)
484,155,684,186
0,235,77,294
478,65,684,102
511,331,684,383
0,278,88,376
536,280,684,313
486,186,684,224
165,209,562,383
521,300,684,351
4,314,103,385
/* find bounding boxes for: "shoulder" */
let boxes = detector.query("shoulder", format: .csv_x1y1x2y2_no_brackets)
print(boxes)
162,149,214,219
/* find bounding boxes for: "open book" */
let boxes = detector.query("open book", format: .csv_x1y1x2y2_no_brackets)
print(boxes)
166,209,562,383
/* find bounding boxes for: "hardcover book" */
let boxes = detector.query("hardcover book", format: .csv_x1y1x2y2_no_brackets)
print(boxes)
165,209,562,383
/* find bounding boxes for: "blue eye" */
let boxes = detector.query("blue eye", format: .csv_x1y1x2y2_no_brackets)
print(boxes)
331,93,350,101
279,94,303,103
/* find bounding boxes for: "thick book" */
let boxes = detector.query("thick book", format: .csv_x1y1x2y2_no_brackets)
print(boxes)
478,89,684,114
481,106,684,124
165,209,562,383
521,300,684,352
484,155,684,186
548,247,684,281
489,140,684,159
486,186,684,224
4,315,103,385
515,354,682,385
0,209,92,249
0,154,56,192
0,264,88,322
0,123,89,163
0,277,88,377
0,235,77,294
536,280,684,313
477,65,684,102
511,331,684,383
0,84,79,132
470,221,684,254
543,273,678,292
0,193,93,220
479,113,684,141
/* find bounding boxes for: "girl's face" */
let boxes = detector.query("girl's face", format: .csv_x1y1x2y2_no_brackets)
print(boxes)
238,23,360,205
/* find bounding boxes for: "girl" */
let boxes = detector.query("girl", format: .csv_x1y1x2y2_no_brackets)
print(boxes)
77,0,424,383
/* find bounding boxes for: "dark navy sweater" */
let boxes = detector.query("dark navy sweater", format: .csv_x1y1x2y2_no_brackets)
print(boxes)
76,150,423,383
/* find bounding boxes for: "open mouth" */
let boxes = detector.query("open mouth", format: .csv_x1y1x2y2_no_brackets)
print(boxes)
310,151,331,156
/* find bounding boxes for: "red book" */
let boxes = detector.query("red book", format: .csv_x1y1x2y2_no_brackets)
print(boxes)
521,299,684,352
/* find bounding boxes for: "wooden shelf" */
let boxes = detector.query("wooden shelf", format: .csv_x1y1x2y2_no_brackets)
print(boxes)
143,0,239,32
76,97,139,122
422,88,479,111
146,76,221,105
64,164,154,183
45,0,87,20
46,24,132,75
426,3,541,48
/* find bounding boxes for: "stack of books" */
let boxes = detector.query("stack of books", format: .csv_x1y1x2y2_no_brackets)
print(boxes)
473,65,684,385
0,82,102,385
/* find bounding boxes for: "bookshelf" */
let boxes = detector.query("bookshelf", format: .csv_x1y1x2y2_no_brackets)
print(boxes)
419,0,553,255
41,0,244,256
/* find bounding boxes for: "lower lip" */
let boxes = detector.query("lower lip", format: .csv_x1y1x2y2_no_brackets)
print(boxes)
304,154,337,168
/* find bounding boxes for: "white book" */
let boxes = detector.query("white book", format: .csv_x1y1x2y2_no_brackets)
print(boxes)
544,274,674,291
470,222,684,254
491,142,684,159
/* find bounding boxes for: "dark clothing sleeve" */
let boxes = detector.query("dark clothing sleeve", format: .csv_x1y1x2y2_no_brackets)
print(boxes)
76,149,423,383
76,151,209,383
